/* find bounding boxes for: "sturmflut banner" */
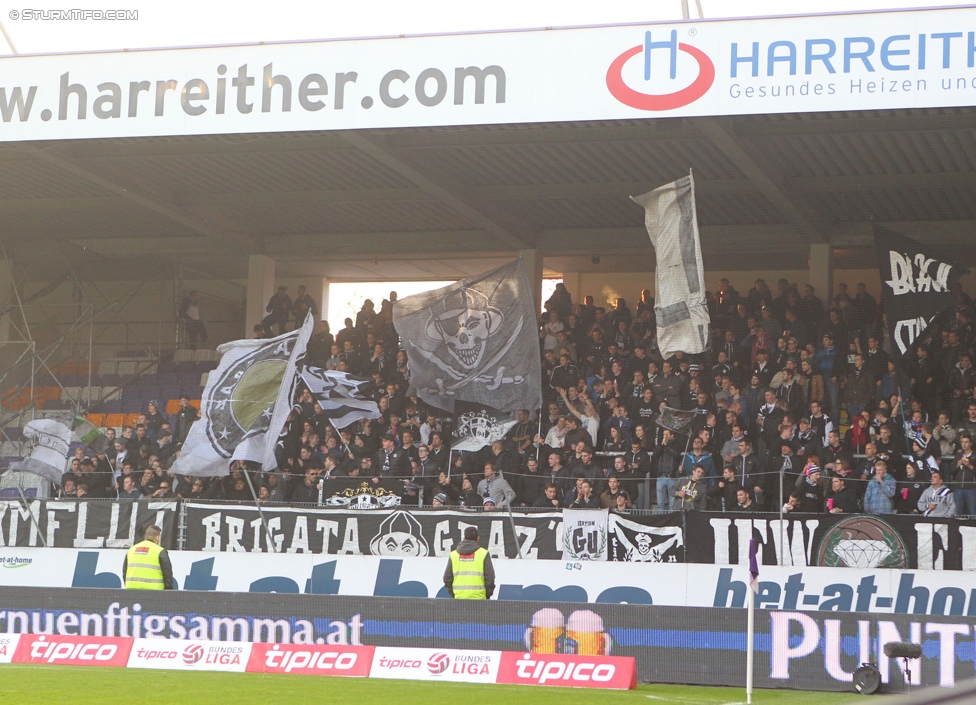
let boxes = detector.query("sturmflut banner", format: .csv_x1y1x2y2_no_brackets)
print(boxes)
631,173,710,358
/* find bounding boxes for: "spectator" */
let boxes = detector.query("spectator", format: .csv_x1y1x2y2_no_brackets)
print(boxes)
265,285,293,335
826,476,859,513
178,290,207,347
671,465,707,511
292,285,319,326
533,483,565,509
570,478,600,509
477,461,516,508
599,475,629,508
918,470,956,517
863,461,897,514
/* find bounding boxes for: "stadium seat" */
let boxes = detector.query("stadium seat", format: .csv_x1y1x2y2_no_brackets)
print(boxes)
121,400,143,414
175,361,196,373
156,361,176,374
192,349,215,362
196,361,218,372
86,414,105,428
98,361,118,376
104,414,126,429
165,399,181,415
174,349,194,363
125,413,142,427
98,374,121,387
117,361,137,376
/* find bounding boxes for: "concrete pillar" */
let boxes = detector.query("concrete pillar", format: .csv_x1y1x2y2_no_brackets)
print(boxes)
519,249,544,315
246,255,276,335
561,271,583,306
318,278,330,325
809,244,833,306
0,259,10,342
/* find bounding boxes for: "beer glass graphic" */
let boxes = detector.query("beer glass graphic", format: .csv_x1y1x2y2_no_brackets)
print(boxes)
524,608,566,654
562,609,611,655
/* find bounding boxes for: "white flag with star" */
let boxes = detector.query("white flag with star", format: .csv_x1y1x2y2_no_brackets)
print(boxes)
173,314,314,477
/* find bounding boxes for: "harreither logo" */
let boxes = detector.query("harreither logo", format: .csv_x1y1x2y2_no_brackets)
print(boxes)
606,29,714,110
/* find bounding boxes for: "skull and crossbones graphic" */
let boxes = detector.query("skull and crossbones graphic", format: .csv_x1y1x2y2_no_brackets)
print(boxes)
416,286,525,395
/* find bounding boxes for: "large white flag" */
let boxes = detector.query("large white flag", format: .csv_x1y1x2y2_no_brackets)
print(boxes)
631,172,710,358
10,419,73,485
173,314,314,477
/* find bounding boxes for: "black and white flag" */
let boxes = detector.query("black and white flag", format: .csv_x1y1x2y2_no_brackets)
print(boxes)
10,419,73,485
631,172,710,358
875,227,963,357
173,314,314,477
451,400,518,452
301,367,381,430
393,259,543,413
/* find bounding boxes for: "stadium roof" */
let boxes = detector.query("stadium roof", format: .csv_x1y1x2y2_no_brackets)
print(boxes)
3,106,975,282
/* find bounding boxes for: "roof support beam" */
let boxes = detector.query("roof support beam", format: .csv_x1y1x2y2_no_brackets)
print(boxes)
340,131,529,250
24,146,261,252
695,117,827,243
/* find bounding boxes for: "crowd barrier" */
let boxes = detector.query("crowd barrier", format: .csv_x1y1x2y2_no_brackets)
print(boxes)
3,498,976,571
3,547,976,616
0,587,968,692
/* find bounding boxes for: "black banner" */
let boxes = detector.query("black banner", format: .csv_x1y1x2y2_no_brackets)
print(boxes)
183,503,563,558
685,511,976,571
0,587,970,692
608,512,684,563
0,499,178,549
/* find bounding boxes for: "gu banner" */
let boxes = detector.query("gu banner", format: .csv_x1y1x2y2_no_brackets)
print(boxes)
451,400,517,452
561,509,609,561
875,227,963,357
631,173,710,358
0,499,178,548
392,259,543,414
10,419,72,485
173,315,313,477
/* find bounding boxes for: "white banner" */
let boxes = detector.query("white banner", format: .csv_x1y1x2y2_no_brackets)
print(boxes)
127,639,251,672
370,647,501,683
0,7,974,141
5,547,976,617
561,509,609,561
0,635,20,664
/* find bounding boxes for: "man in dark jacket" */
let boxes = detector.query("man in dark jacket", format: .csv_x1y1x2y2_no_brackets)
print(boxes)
826,476,859,514
266,286,293,335
372,434,411,477
443,527,495,599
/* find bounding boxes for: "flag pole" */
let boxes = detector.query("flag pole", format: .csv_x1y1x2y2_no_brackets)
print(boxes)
746,584,755,705
16,484,47,547
243,465,278,554
746,538,759,705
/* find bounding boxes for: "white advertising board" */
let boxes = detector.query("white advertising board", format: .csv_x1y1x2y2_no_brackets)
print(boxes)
0,7,973,141
2,546,976,617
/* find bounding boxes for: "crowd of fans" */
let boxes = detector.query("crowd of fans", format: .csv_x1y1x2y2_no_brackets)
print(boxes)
49,276,976,518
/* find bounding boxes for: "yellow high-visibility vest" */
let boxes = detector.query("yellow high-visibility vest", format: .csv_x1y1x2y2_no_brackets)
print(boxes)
450,547,487,599
125,540,165,590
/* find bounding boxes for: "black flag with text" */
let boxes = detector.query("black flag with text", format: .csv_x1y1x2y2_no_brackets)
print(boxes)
875,227,963,358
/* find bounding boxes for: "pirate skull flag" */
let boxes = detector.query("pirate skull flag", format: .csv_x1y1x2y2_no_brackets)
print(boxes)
875,227,964,358
393,258,543,413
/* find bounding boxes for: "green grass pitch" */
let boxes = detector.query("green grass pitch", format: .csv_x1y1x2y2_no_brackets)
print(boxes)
0,665,862,704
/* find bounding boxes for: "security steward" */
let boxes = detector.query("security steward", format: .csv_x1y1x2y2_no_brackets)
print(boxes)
123,525,174,590
443,526,495,599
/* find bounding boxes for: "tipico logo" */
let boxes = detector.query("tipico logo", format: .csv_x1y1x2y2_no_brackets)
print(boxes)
606,29,714,110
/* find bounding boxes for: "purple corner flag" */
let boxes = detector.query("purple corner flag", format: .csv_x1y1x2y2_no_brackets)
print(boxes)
748,539,760,594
